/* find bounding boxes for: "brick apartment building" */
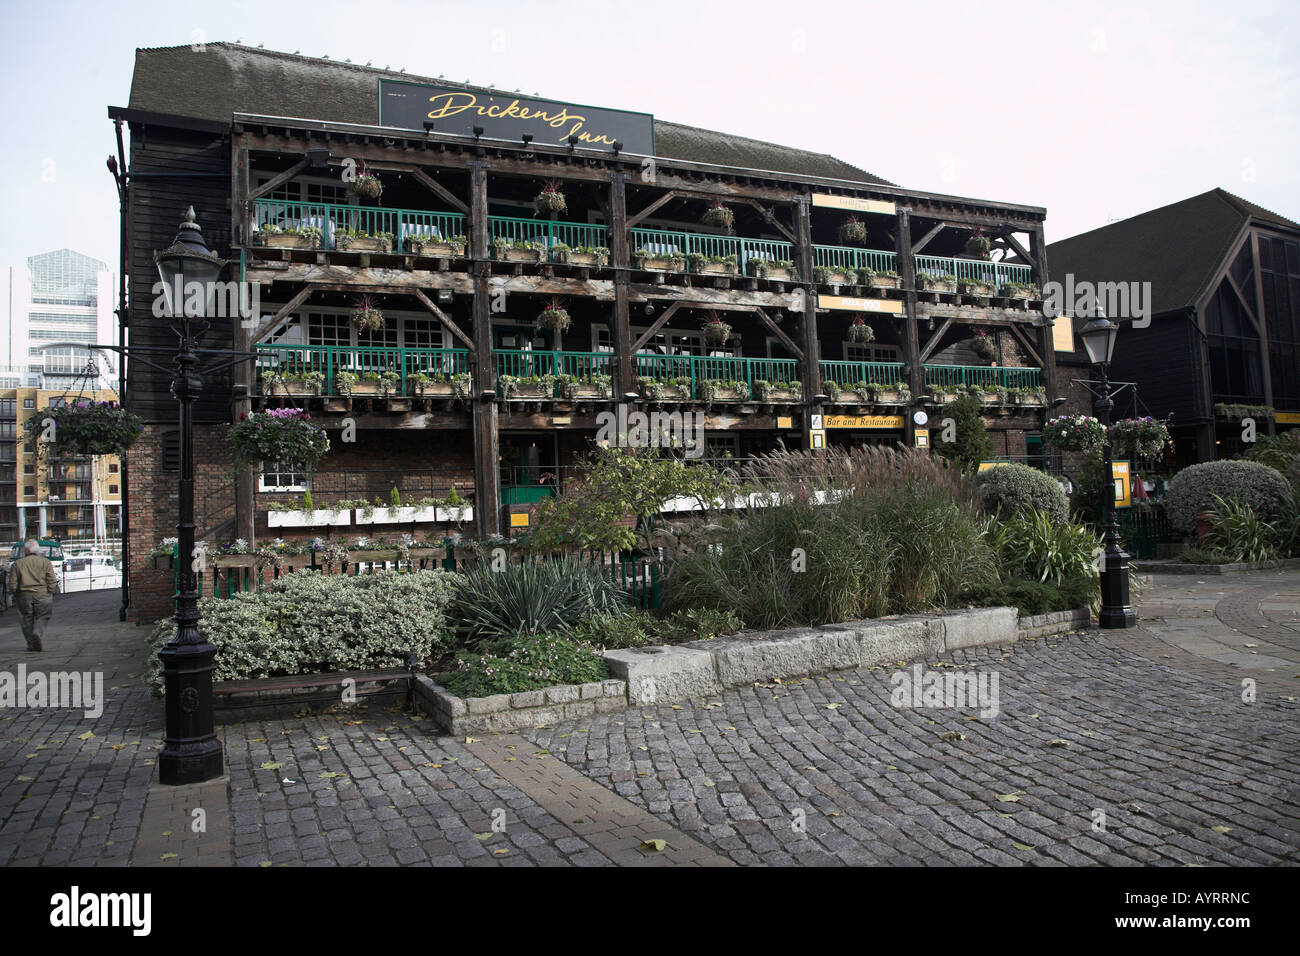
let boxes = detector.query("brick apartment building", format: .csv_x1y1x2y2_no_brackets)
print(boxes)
111,42,1072,621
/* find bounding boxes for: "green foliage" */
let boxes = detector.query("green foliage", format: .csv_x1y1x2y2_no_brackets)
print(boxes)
526,446,735,553
302,488,313,511
227,409,329,468
1173,545,1236,565
146,570,456,695
449,556,627,644
977,463,1069,523
569,606,743,649
24,401,143,457
1164,460,1293,533
932,395,995,474
983,509,1100,586
390,486,402,508
961,576,1096,616
1245,429,1300,492
1203,495,1280,563
439,633,607,698
664,447,995,628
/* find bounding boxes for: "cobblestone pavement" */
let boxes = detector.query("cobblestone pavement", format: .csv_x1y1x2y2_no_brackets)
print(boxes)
4,574,1300,867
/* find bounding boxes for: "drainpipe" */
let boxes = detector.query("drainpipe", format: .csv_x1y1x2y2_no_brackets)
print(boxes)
110,119,131,620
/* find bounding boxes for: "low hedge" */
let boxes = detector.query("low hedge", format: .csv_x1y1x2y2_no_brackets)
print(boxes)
976,462,1069,523
1163,460,1293,533
147,569,456,695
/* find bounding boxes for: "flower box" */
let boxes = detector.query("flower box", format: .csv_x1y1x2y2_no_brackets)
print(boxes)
337,236,391,253
819,269,857,286
267,509,352,528
1001,285,1035,300
409,240,462,257
927,391,959,405
414,381,456,398
765,267,796,281
977,391,1003,405
265,379,321,398
343,381,398,398
867,275,900,289
919,278,957,293
436,505,473,523
830,388,870,404
261,233,317,250
639,383,692,401
960,281,996,297
499,383,552,400
637,257,686,272
565,383,611,400
755,388,801,403
563,251,604,267
708,387,750,402
503,248,543,263
873,389,904,404
357,507,440,524
697,262,738,276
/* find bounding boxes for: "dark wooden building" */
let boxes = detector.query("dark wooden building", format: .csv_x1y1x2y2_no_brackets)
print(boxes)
111,42,1060,620
1050,188,1300,467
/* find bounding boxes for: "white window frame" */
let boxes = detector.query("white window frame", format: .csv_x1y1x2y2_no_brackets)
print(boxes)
842,342,902,363
258,462,310,493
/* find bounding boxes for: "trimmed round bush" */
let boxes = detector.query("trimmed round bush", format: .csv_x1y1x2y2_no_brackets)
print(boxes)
976,462,1069,523
1164,460,1294,533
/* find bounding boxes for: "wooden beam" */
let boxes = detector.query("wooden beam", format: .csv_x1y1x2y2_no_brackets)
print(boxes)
753,308,802,360
632,302,683,353
734,198,797,243
413,289,474,350
626,191,679,230
1001,233,1036,270
610,173,633,395
407,167,469,214
248,158,311,201
918,317,953,363
1004,322,1044,368
910,222,945,255
1222,269,1261,333
253,287,312,342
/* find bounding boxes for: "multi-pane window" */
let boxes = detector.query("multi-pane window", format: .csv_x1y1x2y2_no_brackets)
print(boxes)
403,318,446,350
306,312,350,347
259,462,309,492
844,343,902,363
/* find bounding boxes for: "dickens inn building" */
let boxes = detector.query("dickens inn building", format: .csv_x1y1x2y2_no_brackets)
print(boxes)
111,43,1069,621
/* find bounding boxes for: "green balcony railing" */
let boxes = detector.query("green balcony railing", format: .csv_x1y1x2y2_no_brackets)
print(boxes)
256,343,471,396
629,228,796,273
811,245,898,274
819,360,908,387
251,199,467,253
923,364,1041,390
633,354,800,397
914,255,1032,287
494,349,614,388
489,217,609,258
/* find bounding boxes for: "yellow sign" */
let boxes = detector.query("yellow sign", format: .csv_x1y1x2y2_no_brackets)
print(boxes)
510,512,531,527
977,460,1013,473
776,416,794,429
818,295,904,314
914,429,929,448
1112,460,1131,508
809,430,826,449
812,194,897,216
1277,412,1300,425
824,415,905,430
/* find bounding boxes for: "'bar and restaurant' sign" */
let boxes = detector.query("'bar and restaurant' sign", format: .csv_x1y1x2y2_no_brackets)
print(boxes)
379,80,655,154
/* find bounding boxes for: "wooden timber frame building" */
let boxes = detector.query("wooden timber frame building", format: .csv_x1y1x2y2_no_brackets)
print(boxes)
111,43,1061,619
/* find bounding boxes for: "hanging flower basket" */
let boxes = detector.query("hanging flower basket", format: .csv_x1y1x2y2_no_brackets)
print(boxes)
536,301,571,333
351,294,385,334
351,173,383,200
838,216,868,245
1042,414,1106,454
964,228,991,259
24,400,143,457
848,319,875,343
228,408,330,467
1109,417,1170,459
534,180,567,216
702,317,732,346
969,330,996,360
701,201,734,231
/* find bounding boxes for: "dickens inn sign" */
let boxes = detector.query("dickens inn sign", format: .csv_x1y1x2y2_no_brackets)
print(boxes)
379,79,655,154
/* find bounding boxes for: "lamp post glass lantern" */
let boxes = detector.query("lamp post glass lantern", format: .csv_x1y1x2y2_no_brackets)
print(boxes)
153,206,226,784
1082,313,1137,629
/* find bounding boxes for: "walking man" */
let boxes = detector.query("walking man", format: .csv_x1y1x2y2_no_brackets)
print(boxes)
9,539,57,651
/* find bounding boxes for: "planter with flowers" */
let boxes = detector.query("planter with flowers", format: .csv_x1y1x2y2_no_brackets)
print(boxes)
848,319,875,344
872,381,912,404
534,180,568,217
25,400,143,458
254,223,322,250
916,273,957,294
267,492,352,529
702,314,733,347
350,170,384,201
408,234,467,257
752,379,802,403
1000,281,1038,301
555,245,609,267
701,201,734,231
862,268,900,290
813,266,857,286
689,253,738,276
1043,414,1106,455
494,237,546,263
351,295,385,334
968,329,996,361
561,374,613,401
263,370,325,398
1109,417,1170,460
964,227,991,259
229,408,330,468
633,248,686,272
536,299,571,335
745,258,797,281
838,216,868,245
336,229,393,253
959,277,996,298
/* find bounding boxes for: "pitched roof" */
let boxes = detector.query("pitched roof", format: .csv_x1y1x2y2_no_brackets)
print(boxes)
1047,188,1300,316
126,43,893,186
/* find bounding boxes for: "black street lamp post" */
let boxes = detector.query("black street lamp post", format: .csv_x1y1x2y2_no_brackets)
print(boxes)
153,207,227,785
1080,313,1138,629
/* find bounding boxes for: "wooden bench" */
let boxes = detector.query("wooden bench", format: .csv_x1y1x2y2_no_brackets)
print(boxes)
213,663,416,711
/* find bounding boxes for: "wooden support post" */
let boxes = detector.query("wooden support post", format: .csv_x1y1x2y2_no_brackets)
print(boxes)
795,197,820,448
1029,225,1058,404
1249,231,1274,432
897,207,919,446
610,173,634,396
469,161,500,536
231,138,256,545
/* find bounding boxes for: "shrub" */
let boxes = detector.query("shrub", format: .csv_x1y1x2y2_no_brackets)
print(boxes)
449,557,627,644
1203,495,1280,562
961,577,1091,616
983,509,1100,586
1246,429,1300,491
932,395,995,474
147,570,455,695
977,463,1069,523
570,606,743,650
1174,545,1235,565
1163,460,1293,533
439,633,607,697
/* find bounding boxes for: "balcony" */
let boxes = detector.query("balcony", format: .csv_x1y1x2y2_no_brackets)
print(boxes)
248,199,1033,287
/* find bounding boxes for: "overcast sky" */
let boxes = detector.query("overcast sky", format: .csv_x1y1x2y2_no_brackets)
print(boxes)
1,0,1296,273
